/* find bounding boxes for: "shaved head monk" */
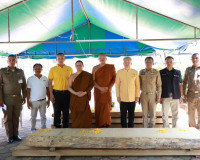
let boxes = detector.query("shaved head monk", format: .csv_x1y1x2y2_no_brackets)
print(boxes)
68,60,94,128
92,54,116,128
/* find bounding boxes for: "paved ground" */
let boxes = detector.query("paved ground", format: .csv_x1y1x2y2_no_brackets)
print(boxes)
0,106,200,160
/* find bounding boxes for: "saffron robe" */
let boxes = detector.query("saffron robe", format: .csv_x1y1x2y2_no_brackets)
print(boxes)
94,64,116,127
70,71,94,128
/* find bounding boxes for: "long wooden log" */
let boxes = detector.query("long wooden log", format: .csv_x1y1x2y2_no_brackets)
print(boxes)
25,128,200,150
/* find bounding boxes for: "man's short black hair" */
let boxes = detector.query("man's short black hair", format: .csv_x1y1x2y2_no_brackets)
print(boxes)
33,63,43,69
145,56,154,62
75,60,84,65
57,53,64,56
8,54,17,59
98,53,106,57
192,53,199,57
165,56,174,61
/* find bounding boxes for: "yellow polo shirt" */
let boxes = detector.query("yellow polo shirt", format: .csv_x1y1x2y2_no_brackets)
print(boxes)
116,68,140,102
48,64,73,90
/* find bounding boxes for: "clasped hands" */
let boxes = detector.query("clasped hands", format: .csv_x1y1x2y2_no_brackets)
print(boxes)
75,91,87,97
99,87,109,94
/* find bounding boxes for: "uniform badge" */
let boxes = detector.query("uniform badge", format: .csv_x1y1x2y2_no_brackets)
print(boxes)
18,79,23,84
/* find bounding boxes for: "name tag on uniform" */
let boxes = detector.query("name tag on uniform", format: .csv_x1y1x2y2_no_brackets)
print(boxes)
174,75,179,77
18,79,23,84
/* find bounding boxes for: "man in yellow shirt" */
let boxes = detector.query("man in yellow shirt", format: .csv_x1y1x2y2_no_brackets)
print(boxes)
48,53,73,128
116,57,140,128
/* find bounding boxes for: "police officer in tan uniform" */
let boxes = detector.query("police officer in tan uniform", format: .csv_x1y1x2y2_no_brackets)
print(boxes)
183,53,200,128
0,55,26,143
139,57,162,128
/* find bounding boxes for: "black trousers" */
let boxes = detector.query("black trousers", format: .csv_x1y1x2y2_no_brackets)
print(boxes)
120,101,136,128
53,90,70,128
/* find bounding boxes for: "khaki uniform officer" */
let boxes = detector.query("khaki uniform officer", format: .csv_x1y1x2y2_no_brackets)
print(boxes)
0,55,26,143
183,53,200,128
139,57,162,128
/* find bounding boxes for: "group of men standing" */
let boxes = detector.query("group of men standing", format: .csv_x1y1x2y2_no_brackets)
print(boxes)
0,53,200,143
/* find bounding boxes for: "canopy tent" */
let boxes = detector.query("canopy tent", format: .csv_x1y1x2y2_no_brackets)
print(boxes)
0,0,200,59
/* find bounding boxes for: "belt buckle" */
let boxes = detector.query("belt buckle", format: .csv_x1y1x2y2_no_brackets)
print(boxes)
195,91,199,94
12,95,17,97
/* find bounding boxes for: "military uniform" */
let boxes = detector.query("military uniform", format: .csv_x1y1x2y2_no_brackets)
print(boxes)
139,68,162,128
0,67,27,138
183,66,200,128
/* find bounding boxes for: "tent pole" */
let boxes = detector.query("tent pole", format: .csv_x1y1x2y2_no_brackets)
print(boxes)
0,38,200,44
194,28,197,39
123,37,125,54
55,38,57,55
79,0,89,20
71,0,74,41
7,8,10,42
89,22,91,54
121,0,200,31
136,6,138,39
79,0,91,54
17,52,157,58
0,0,28,13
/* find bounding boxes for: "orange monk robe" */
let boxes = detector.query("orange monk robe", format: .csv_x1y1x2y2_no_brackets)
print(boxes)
70,71,94,128
94,64,116,127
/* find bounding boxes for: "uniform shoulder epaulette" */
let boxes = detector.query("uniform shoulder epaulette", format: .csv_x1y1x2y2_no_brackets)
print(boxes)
186,66,191,70
139,69,145,75
0,68,7,72
139,69,144,73
185,67,191,73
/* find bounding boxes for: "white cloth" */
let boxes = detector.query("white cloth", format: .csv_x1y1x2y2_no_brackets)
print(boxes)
27,75,48,102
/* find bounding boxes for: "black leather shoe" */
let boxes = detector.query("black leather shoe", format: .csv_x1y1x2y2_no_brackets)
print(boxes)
7,138,14,143
13,136,22,141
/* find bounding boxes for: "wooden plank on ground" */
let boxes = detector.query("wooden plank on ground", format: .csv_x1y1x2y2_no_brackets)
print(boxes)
108,124,164,128
24,128,200,150
69,118,172,124
13,142,200,157
90,111,172,118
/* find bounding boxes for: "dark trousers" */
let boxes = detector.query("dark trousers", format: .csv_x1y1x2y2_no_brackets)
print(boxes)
53,90,70,128
120,101,136,128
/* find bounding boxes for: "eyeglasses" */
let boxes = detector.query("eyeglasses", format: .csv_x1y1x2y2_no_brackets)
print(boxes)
99,57,107,60
192,58,199,60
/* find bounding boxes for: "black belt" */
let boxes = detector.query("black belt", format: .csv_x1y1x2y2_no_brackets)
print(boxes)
53,89,68,93
142,92,155,95
37,98,46,101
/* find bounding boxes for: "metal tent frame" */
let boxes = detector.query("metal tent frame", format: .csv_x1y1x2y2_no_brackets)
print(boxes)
0,0,199,45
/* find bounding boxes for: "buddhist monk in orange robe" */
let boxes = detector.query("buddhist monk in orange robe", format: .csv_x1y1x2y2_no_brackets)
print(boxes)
92,54,116,127
68,60,94,128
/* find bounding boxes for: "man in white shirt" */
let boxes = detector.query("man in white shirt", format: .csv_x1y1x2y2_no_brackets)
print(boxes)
27,63,50,131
